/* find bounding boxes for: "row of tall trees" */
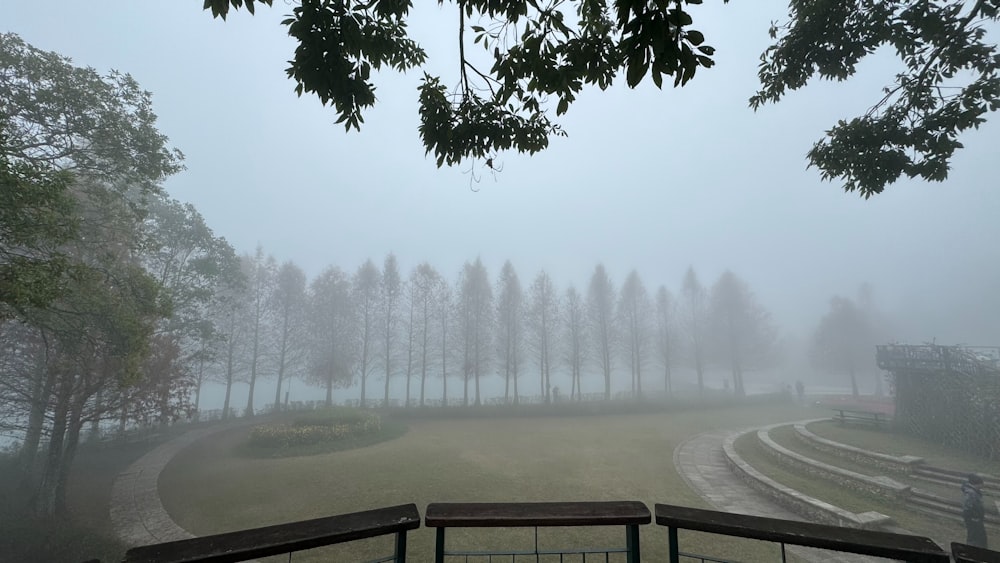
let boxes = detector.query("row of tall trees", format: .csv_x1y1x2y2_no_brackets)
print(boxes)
204,250,785,411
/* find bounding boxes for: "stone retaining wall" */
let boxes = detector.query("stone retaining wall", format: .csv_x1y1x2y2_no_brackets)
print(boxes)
722,431,892,530
793,423,924,474
758,425,911,501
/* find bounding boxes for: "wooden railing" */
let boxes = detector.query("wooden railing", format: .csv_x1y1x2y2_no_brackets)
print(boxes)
655,503,949,563
112,501,999,563
121,503,420,563
425,501,649,562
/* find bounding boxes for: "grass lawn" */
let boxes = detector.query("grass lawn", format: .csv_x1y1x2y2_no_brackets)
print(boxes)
159,402,816,562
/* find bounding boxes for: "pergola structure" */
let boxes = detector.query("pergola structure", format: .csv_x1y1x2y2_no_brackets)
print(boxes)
877,344,1000,460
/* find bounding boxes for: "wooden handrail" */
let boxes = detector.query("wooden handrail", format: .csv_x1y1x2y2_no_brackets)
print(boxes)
951,541,1000,562
655,503,949,562
425,501,650,528
123,503,420,563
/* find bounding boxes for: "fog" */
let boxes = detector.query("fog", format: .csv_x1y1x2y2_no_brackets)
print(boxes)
5,4,1000,561
6,1,998,352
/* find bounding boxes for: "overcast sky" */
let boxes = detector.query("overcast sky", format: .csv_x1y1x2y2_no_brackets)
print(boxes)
4,1,999,347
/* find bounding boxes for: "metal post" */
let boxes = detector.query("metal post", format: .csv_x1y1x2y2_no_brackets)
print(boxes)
667,526,679,563
435,528,446,563
626,524,640,563
395,530,407,563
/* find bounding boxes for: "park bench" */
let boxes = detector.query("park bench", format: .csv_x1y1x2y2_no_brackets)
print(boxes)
832,408,890,429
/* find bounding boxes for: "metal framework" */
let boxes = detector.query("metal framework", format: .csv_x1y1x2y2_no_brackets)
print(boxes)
877,344,1000,460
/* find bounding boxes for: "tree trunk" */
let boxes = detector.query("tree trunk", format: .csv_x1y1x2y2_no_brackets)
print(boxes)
441,323,448,407
118,390,128,437
274,357,286,413
544,356,551,404
223,339,236,419
512,364,519,404
325,372,333,407
20,353,53,471
604,366,611,401
194,355,205,419
54,391,86,516
504,363,510,403
383,365,391,408
245,355,258,417
849,365,859,398
35,372,71,518
360,354,368,408
474,367,481,406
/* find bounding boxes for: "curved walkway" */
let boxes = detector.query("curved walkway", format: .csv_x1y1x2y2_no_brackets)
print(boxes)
110,419,255,547
673,427,896,563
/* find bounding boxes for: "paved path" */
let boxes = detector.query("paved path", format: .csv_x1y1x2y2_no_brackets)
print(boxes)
673,428,895,563
110,419,254,548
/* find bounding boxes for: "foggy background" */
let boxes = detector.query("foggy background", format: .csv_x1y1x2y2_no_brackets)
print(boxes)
4,1,998,410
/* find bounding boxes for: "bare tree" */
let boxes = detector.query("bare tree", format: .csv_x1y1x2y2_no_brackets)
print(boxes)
379,253,403,407
618,270,651,399
709,270,778,397
270,260,306,411
654,286,676,394
458,258,492,406
243,246,276,417
528,270,559,403
409,263,441,407
680,266,708,395
563,285,586,401
812,295,875,398
437,279,453,406
214,271,248,419
308,266,356,406
495,260,524,403
353,259,380,407
587,264,616,400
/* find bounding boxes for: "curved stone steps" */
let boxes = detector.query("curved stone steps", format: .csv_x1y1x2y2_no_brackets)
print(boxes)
722,429,893,530
757,424,910,501
760,421,1000,528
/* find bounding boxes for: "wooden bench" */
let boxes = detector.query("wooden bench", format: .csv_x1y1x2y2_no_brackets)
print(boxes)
833,408,890,428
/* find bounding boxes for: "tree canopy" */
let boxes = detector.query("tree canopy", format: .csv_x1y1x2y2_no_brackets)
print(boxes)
204,0,998,196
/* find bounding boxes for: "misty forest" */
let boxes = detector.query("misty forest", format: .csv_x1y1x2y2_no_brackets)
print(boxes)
2,1,1000,562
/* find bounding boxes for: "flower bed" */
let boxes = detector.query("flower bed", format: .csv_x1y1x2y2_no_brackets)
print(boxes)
249,409,381,449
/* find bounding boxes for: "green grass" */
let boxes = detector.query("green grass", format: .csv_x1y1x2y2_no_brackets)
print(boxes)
159,402,816,563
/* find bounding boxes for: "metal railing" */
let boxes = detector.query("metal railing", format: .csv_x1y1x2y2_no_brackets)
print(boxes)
121,503,419,563
424,501,649,563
